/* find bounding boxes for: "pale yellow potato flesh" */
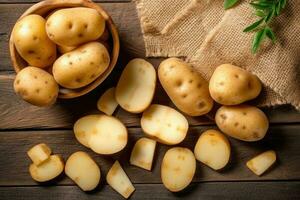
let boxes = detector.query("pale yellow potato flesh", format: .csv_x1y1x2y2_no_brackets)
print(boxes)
116,58,156,113
65,151,101,191
97,87,118,115
194,129,231,170
130,138,156,171
161,147,196,192
246,150,276,176
106,161,135,199
141,104,189,145
27,143,52,166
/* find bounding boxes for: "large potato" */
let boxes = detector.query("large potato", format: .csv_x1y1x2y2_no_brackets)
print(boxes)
209,64,262,105
158,58,213,116
46,7,105,47
53,42,110,89
215,105,269,141
12,14,56,68
246,150,276,176
14,67,59,106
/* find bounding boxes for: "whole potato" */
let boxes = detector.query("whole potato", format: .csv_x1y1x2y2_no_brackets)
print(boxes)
215,105,269,141
158,58,213,116
12,14,56,68
53,42,110,89
46,7,105,47
14,67,59,106
209,64,262,105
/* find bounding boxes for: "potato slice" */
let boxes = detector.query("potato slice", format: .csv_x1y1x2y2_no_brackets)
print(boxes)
65,151,101,191
27,143,52,166
246,150,276,176
97,87,118,115
107,161,135,199
194,129,231,170
161,147,196,192
29,155,64,182
141,104,189,145
116,58,156,113
130,138,156,170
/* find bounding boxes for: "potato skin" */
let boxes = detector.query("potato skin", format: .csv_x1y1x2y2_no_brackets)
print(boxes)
14,67,59,106
215,105,269,141
46,7,105,47
12,14,56,68
158,58,213,116
209,64,262,105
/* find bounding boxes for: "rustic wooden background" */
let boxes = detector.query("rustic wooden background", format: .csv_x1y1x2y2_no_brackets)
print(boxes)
0,0,299,199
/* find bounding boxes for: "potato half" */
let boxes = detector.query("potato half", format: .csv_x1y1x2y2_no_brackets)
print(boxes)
97,87,118,115
27,143,52,166
246,150,276,176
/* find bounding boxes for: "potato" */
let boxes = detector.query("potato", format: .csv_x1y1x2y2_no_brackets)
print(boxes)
161,147,196,192
209,64,262,105
116,58,156,113
53,42,110,89
246,150,276,176
29,155,64,182
65,151,100,191
27,143,52,166
57,45,76,54
46,7,105,47
12,14,56,68
158,58,214,116
141,104,188,145
107,161,135,199
14,67,59,106
130,138,156,171
194,129,230,170
215,105,269,142
97,87,118,115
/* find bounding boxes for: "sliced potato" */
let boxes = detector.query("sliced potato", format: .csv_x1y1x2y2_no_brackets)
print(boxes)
65,151,101,191
130,138,156,170
141,104,188,145
97,87,118,115
161,147,196,192
194,129,230,170
116,58,156,113
107,161,135,199
29,155,64,182
246,150,276,176
27,143,52,166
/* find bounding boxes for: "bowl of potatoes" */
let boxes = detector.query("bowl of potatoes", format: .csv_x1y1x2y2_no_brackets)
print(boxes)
9,0,120,106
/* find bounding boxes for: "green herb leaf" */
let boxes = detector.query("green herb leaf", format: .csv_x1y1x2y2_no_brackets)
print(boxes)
252,28,267,53
275,1,281,16
243,18,264,32
281,0,287,9
266,27,276,43
224,0,240,9
255,10,266,17
264,5,275,23
250,2,270,10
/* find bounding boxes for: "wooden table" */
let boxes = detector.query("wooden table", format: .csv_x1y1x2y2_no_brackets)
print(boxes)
0,1,299,199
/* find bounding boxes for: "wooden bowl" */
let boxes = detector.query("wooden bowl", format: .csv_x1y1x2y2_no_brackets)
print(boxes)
9,0,120,99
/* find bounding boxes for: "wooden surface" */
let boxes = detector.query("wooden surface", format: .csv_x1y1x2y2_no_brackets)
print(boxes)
0,1,299,200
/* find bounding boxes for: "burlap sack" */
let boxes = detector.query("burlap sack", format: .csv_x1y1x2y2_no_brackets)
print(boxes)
135,0,300,110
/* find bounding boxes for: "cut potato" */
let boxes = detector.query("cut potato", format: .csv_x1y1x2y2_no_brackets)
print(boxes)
107,161,135,199
161,147,196,192
116,58,156,113
97,87,118,115
246,150,276,176
141,104,188,145
29,155,64,182
194,129,230,170
130,138,156,170
65,151,100,191
27,143,52,166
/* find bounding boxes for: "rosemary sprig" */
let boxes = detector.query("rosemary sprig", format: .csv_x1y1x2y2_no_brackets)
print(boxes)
224,0,240,9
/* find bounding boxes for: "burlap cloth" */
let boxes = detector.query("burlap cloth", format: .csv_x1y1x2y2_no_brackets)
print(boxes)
134,0,300,110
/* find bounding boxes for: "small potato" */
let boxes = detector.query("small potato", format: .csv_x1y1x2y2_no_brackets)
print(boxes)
57,45,76,54
116,58,156,113
209,64,262,105
12,14,56,68
246,150,276,176
141,104,188,145
46,7,105,47
158,58,213,116
53,42,110,89
65,151,100,191
130,138,156,171
215,105,269,142
27,143,52,166
107,161,135,199
97,87,118,115
29,155,64,182
161,147,196,192
194,129,230,170
14,67,59,106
